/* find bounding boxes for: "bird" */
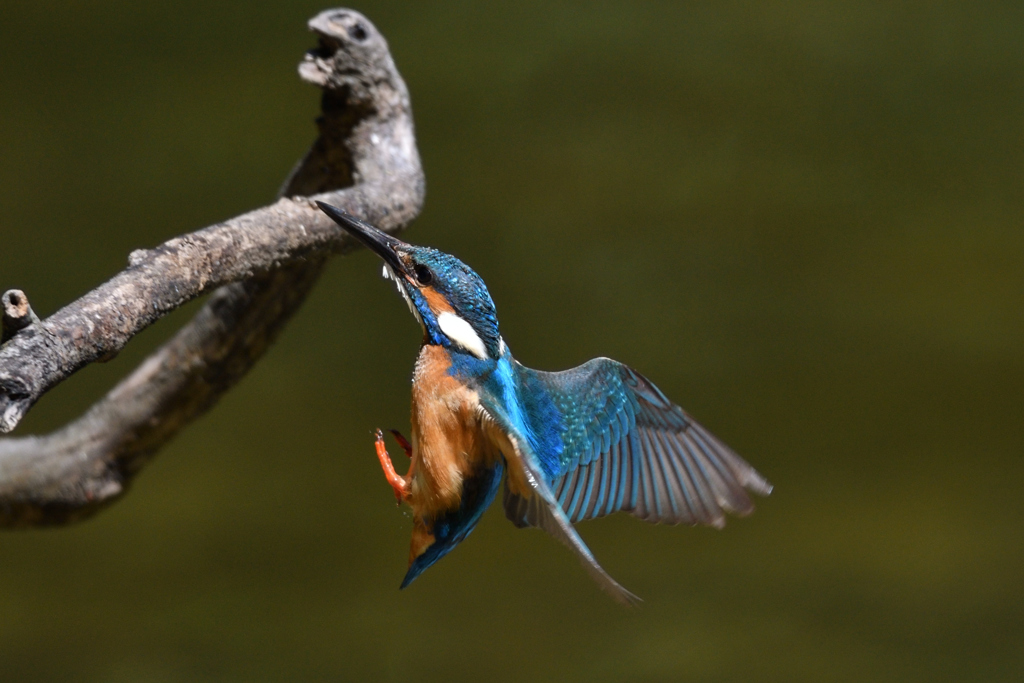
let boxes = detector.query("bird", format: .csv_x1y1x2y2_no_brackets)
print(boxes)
318,202,772,604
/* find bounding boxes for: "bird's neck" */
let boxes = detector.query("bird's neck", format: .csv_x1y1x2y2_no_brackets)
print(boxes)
418,341,499,382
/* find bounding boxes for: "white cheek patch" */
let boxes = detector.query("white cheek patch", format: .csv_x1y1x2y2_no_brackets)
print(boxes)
437,311,489,360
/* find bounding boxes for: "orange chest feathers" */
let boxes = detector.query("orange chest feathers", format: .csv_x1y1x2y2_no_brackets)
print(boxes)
408,346,495,518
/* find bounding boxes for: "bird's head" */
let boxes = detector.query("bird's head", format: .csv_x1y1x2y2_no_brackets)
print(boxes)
318,202,502,360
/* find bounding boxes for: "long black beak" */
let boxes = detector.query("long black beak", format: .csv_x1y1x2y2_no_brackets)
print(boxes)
317,201,408,274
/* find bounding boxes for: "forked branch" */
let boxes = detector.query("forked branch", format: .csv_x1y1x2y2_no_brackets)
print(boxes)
0,8,425,527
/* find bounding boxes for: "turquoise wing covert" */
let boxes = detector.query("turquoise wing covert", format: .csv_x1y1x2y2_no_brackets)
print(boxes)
503,358,772,529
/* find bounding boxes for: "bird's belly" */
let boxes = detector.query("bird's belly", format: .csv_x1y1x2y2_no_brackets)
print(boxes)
408,348,492,519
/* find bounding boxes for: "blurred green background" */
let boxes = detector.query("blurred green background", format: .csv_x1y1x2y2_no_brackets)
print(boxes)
1,2,1022,681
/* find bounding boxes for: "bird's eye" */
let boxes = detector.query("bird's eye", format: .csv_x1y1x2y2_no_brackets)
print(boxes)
413,264,433,286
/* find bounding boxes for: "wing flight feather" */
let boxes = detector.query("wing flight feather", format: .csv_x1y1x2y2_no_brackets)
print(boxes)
512,358,771,527
483,355,769,604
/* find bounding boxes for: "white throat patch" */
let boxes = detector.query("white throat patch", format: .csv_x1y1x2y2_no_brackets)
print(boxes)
382,264,422,325
437,311,488,360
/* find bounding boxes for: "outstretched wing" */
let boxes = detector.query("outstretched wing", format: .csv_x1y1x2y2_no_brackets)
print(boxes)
474,357,641,605
504,358,772,529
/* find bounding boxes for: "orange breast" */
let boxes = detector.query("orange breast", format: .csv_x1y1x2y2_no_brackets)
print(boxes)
408,346,494,521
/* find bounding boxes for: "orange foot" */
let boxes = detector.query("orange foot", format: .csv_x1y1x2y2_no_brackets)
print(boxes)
375,429,410,504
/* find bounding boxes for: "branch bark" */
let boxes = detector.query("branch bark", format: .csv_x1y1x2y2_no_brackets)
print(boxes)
0,8,424,527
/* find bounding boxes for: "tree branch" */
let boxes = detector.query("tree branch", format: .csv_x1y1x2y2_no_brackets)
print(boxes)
0,8,424,527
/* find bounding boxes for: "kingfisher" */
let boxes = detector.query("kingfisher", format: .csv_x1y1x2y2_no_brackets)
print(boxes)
318,202,772,604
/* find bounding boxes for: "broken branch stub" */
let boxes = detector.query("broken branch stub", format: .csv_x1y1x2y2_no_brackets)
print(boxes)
0,8,424,527
1,290,39,345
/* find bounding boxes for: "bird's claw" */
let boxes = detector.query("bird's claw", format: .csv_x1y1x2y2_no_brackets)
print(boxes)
374,429,410,504
389,429,413,458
